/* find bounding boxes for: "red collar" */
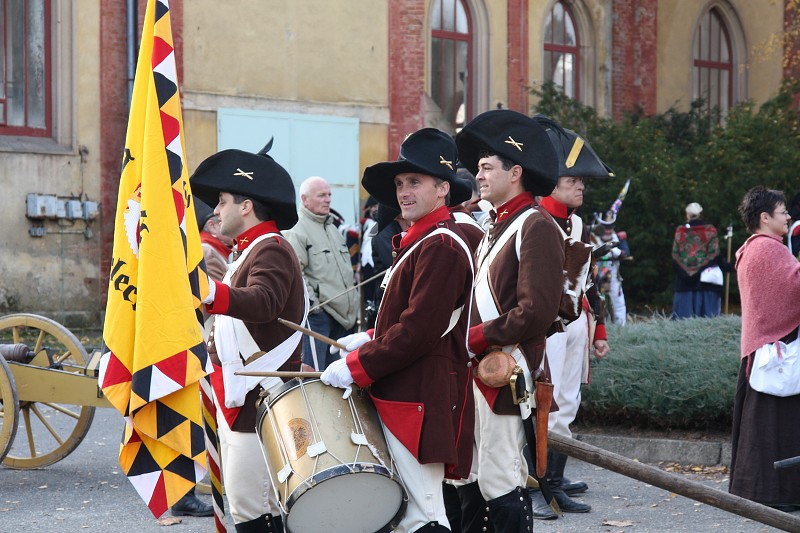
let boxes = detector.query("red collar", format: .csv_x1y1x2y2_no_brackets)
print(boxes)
200,231,232,257
399,206,452,247
493,192,535,223
235,220,280,252
539,195,571,219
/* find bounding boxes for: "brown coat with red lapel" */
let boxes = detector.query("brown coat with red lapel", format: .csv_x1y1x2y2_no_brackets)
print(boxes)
471,205,564,415
348,218,475,479
207,234,305,432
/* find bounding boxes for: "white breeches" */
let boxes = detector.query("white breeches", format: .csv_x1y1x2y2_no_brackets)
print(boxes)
216,410,281,524
473,382,528,501
384,426,448,532
546,312,590,438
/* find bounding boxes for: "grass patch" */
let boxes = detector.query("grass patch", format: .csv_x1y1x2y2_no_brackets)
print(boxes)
578,315,741,431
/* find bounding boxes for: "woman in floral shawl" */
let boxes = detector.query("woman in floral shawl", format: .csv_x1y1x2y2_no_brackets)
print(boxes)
670,202,729,319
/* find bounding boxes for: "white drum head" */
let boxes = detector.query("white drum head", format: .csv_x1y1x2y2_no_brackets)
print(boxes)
286,470,405,533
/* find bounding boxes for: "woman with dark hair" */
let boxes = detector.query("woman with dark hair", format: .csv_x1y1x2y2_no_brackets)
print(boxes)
729,186,800,511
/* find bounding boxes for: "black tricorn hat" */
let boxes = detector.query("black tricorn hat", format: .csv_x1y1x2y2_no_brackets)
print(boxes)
189,139,298,230
194,198,215,230
455,109,559,196
362,128,460,210
533,115,615,179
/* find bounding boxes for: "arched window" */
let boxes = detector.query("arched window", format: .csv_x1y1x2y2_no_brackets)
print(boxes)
430,0,472,130
692,8,733,115
0,0,51,137
544,1,580,99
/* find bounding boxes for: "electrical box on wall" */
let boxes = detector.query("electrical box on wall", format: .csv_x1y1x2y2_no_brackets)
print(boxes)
26,193,100,222
26,194,58,219
82,201,99,221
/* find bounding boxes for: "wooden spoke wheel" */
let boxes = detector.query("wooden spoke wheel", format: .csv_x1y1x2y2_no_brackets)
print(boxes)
0,314,95,469
0,353,20,463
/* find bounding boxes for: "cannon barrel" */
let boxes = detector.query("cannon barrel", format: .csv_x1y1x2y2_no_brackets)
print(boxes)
0,343,35,363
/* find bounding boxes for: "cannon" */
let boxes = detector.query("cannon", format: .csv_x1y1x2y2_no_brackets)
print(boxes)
0,313,111,469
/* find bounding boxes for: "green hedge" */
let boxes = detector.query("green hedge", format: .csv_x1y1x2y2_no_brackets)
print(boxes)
577,315,741,430
531,81,800,311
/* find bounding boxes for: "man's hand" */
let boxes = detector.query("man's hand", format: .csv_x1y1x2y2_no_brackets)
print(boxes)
330,331,372,358
320,358,354,399
593,340,610,359
202,276,216,304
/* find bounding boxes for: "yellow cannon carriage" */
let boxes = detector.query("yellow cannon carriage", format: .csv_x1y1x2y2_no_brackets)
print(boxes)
0,313,111,469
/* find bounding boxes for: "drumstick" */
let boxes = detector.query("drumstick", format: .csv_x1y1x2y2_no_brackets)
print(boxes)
277,318,348,351
235,370,322,378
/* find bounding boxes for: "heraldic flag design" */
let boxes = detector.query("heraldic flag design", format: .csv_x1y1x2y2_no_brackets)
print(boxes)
99,0,213,518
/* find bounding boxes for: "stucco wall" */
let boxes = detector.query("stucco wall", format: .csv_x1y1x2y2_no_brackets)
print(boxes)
0,2,103,326
658,0,784,112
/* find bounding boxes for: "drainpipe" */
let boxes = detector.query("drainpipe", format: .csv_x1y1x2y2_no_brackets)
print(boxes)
127,0,137,106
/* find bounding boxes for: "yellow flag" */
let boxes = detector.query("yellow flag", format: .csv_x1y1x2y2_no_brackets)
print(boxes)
99,0,210,518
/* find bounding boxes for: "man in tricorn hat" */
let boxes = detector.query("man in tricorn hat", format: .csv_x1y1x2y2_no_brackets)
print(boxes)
322,128,475,533
534,116,614,519
190,142,307,533
454,109,565,530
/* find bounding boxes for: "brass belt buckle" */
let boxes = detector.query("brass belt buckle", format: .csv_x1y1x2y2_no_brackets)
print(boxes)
509,366,528,405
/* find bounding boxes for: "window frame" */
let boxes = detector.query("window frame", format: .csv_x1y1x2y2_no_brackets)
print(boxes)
0,0,53,138
543,1,581,100
692,6,734,115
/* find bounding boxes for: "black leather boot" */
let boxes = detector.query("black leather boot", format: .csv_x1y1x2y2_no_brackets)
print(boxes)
527,488,558,520
234,513,284,533
546,451,591,513
487,487,533,533
443,482,463,533
412,521,451,532
455,481,494,532
549,450,588,496
170,487,214,517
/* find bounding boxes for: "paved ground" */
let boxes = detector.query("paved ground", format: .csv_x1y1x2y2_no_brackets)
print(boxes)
2,407,797,532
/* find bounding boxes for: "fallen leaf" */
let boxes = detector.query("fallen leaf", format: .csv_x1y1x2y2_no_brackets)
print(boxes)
158,517,183,526
603,519,634,527
37,485,47,489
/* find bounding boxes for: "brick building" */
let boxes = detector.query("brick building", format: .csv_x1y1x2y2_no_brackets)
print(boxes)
0,0,795,325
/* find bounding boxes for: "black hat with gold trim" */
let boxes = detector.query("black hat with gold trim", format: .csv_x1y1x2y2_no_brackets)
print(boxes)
533,115,614,179
189,139,298,230
362,128,460,210
455,109,559,196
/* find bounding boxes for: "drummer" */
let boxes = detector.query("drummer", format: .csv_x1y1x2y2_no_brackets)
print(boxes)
322,128,475,533
190,142,307,533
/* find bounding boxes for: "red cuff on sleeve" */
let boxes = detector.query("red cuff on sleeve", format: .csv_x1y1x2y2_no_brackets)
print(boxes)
366,328,375,338
594,323,607,342
347,349,374,387
468,324,488,355
205,281,230,315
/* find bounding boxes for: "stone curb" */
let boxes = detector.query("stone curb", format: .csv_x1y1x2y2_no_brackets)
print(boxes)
574,433,732,467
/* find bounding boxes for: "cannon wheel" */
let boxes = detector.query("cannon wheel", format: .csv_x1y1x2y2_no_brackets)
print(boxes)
0,353,20,463
0,314,95,469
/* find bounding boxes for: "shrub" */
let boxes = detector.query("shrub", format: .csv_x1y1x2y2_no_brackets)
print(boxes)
577,315,741,430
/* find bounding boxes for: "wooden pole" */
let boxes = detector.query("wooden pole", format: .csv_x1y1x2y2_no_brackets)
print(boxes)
277,318,348,351
724,225,733,314
548,433,800,532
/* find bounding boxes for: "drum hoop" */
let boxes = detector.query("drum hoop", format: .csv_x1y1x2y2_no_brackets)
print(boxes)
285,462,408,533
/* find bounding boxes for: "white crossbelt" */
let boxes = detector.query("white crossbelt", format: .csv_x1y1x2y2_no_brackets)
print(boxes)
214,233,309,408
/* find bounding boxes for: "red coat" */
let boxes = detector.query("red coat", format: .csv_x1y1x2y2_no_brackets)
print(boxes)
206,221,305,432
468,194,564,415
347,207,475,479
